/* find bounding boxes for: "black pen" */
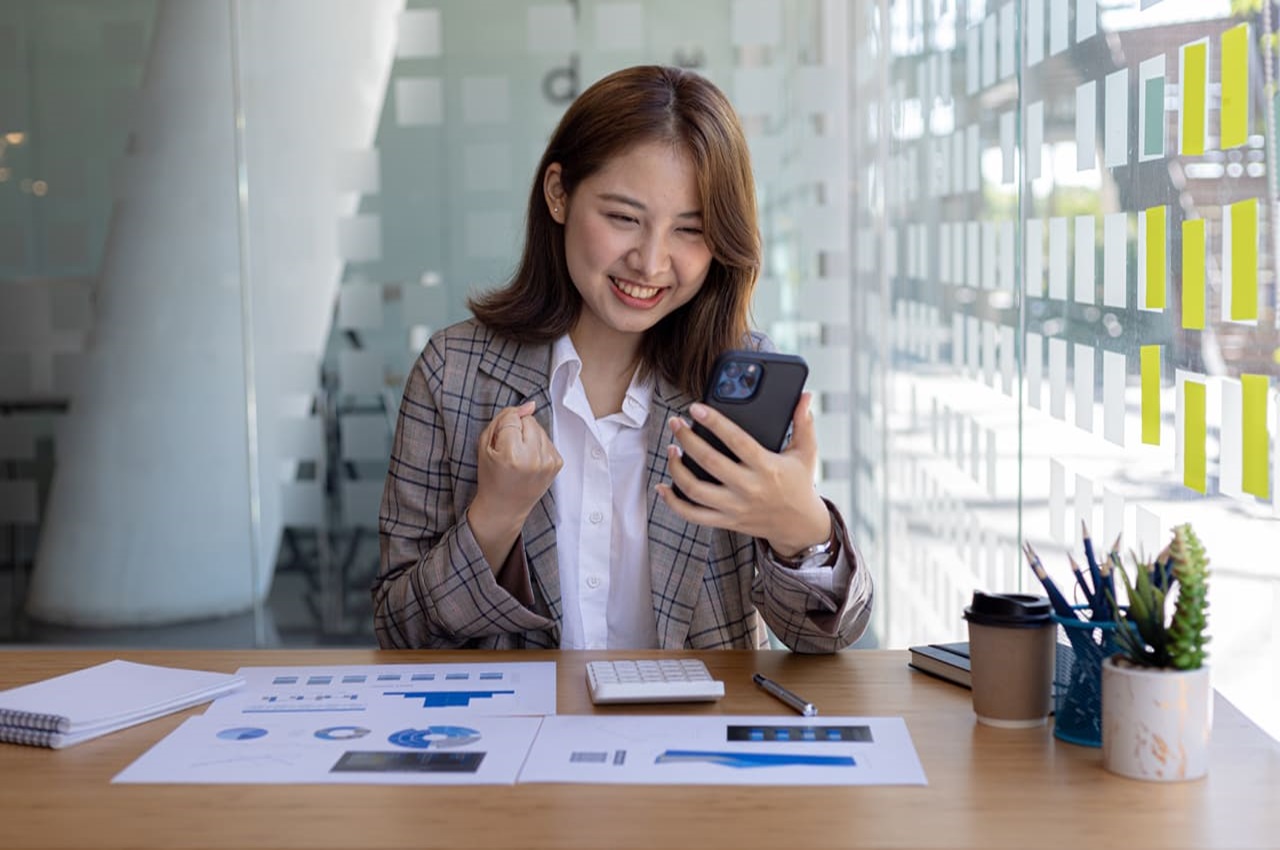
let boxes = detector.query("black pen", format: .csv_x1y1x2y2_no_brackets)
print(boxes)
752,673,818,716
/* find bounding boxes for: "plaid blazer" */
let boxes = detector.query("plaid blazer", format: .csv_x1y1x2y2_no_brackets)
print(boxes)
373,318,872,652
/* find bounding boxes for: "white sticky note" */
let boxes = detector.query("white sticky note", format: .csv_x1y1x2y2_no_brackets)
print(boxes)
396,8,442,58
1049,217,1068,299
967,25,981,96
1000,324,1015,395
1027,0,1045,66
1274,389,1279,513
1026,218,1045,297
952,314,965,370
1050,0,1068,56
940,223,952,286
1103,350,1127,446
1027,332,1044,410
395,77,444,126
1077,0,1096,42
983,222,998,290
1075,343,1095,432
1001,110,1016,184
1075,215,1095,304
941,50,953,102
1221,377,1244,499
952,131,966,195
971,417,982,482
595,2,645,50
1136,505,1161,560
1050,337,1068,421
953,222,966,284
967,220,981,289
1103,212,1128,308
1138,54,1166,162
1103,488,1125,555
1077,81,1097,171
1105,68,1129,168
967,124,981,192
1000,2,1016,79
983,320,997,386
987,429,999,497
1027,100,1044,180
968,315,982,378
1050,459,1066,544
982,14,998,89
1000,220,1014,292
1076,475,1095,547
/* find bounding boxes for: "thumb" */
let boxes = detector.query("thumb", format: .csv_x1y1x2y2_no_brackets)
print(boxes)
514,400,537,417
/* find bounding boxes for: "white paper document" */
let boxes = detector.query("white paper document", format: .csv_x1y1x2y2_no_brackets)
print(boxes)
518,715,927,786
201,662,556,720
113,713,543,785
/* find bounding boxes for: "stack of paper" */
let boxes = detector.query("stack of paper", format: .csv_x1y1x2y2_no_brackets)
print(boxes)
0,660,245,749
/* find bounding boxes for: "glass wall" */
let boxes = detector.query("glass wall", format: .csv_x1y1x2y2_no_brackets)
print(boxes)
0,0,852,645
0,0,1275,741
854,0,1278,740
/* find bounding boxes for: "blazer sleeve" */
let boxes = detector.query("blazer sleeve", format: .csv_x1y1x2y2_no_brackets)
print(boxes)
372,340,553,648
751,499,874,653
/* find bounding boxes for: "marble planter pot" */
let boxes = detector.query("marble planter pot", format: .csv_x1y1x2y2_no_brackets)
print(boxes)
1100,657,1212,781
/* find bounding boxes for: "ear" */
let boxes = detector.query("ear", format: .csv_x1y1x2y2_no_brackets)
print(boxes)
543,163,567,224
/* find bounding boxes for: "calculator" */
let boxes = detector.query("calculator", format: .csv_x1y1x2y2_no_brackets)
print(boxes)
585,659,725,705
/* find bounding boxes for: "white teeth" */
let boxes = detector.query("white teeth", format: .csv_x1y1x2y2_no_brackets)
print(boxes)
613,279,660,300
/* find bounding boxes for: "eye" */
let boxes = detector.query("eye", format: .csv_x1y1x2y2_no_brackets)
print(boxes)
677,226,705,236
606,212,639,225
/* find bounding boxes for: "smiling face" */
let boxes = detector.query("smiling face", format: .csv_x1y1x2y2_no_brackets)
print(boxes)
545,140,714,353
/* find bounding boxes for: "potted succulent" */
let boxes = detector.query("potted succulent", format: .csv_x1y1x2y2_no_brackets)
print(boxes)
1101,523,1211,781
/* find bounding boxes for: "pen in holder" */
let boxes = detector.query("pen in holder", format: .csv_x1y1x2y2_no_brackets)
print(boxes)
1052,605,1123,748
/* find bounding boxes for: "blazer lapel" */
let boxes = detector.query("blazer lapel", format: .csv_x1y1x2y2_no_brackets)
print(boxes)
645,378,713,649
477,333,562,644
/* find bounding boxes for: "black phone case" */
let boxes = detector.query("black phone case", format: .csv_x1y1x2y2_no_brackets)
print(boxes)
674,350,809,501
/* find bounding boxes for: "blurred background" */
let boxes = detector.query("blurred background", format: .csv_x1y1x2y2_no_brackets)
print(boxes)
0,0,1275,741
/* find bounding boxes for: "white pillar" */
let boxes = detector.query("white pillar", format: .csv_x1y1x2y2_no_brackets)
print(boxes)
26,0,401,627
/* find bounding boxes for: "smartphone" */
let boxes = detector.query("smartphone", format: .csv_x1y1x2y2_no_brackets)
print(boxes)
672,350,809,503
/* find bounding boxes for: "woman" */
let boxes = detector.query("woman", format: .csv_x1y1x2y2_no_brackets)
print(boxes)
373,65,871,652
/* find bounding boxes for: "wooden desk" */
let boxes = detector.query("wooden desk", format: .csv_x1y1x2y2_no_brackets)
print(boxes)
0,649,1276,850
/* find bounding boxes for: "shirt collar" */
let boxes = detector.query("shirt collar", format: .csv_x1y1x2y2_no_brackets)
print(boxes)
550,334,652,427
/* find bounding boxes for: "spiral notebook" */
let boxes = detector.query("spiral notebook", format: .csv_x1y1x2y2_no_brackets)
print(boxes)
0,659,245,749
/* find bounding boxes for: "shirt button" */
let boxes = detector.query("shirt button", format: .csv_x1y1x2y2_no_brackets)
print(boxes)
591,447,605,460
588,510,603,524
586,575,602,589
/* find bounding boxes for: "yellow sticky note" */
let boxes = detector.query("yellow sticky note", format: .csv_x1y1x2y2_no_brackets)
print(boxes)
1141,345,1161,445
1242,374,1270,499
1184,380,1206,493
1221,24,1250,149
1231,198,1259,322
1145,206,1166,309
1182,42,1207,155
1182,218,1206,329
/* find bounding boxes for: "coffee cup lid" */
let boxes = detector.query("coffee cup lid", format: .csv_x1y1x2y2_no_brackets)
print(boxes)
963,592,1052,628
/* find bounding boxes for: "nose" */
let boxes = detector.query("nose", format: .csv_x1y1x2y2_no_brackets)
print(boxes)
627,228,671,279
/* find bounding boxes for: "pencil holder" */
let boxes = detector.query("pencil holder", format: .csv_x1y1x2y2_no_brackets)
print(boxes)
1051,610,1122,748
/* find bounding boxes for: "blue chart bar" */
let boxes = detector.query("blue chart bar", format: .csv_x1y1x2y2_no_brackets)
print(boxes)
654,751,857,769
383,690,515,708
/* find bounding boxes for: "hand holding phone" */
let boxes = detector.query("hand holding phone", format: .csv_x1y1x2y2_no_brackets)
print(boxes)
671,350,808,502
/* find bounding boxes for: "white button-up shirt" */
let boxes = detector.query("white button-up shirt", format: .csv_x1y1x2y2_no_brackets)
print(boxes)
549,335,658,650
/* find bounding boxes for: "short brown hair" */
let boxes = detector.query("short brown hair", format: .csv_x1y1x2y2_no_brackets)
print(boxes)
468,64,760,399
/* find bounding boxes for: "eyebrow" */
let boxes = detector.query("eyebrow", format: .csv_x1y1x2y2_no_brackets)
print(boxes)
596,192,703,219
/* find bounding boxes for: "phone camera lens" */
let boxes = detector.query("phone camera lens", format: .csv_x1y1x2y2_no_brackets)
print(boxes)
723,362,742,379
740,372,757,390
717,380,737,398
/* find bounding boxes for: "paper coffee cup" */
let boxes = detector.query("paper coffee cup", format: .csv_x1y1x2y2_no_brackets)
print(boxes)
963,592,1056,728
